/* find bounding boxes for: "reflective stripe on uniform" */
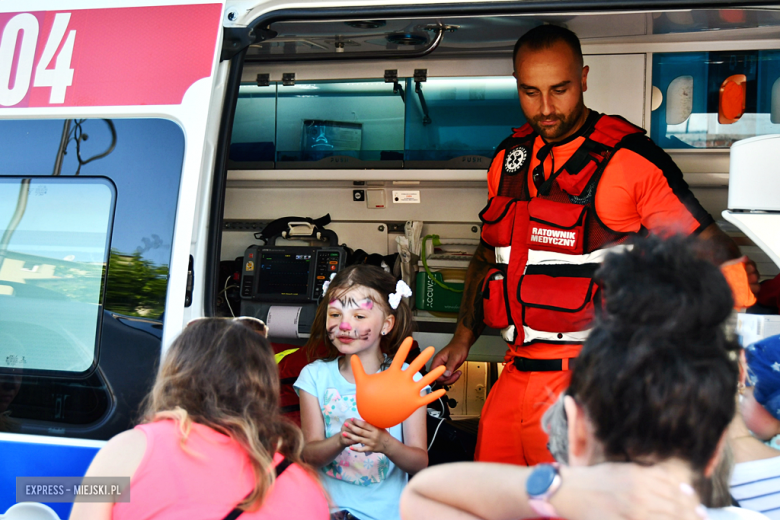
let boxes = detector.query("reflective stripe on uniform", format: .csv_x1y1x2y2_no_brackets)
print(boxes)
522,326,592,345
526,244,633,267
495,246,511,264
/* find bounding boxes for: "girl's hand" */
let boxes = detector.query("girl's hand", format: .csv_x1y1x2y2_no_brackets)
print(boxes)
339,420,360,448
343,418,392,454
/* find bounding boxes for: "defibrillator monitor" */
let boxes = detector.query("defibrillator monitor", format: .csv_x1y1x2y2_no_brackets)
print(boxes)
240,245,346,303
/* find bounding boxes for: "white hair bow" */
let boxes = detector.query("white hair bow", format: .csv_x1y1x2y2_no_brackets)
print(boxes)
388,280,413,310
321,272,337,293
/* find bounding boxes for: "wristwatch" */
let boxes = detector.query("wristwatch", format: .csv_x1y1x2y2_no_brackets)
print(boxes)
526,464,562,518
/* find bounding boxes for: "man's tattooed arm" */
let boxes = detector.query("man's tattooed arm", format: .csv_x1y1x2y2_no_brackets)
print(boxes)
456,243,497,341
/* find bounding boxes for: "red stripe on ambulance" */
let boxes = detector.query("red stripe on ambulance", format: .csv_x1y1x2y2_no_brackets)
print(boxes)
0,4,222,108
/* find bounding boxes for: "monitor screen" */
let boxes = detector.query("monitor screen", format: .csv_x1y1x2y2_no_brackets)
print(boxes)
257,252,312,297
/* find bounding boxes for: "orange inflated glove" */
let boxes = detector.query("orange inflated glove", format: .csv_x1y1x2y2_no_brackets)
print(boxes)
721,258,757,310
351,337,447,429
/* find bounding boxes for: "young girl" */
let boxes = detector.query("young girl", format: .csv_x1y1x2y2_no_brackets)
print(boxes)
295,265,428,520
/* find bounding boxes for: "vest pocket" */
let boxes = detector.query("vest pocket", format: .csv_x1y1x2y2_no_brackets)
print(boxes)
482,268,511,330
479,196,518,248
518,264,598,333
526,198,587,254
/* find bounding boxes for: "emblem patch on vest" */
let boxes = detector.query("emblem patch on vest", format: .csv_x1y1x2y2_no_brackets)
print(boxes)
504,146,527,174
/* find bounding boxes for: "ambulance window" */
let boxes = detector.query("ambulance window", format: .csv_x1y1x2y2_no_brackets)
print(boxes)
0,118,183,434
0,178,114,374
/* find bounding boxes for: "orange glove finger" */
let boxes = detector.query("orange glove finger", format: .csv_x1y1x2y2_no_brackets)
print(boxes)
405,345,435,376
350,354,368,385
389,336,415,371
416,365,447,391
415,388,447,409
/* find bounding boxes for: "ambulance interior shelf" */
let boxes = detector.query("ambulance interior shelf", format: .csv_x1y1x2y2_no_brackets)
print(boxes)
239,222,346,340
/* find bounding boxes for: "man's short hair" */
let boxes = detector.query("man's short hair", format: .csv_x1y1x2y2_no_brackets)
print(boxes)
513,24,584,70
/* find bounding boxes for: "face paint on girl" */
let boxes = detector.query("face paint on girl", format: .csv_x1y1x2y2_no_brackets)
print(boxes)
326,288,388,354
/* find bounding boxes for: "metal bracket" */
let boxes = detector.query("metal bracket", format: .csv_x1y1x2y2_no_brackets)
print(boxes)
256,73,270,87
414,69,431,125
384,69,405,103
282,73,296,86
221,26,278,62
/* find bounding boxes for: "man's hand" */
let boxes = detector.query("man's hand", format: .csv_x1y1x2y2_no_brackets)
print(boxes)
698,223,760,294
432,243,496,386
430,331,472,385
744,257,760,295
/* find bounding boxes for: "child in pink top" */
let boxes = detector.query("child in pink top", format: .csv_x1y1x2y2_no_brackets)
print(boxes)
70,318,328,520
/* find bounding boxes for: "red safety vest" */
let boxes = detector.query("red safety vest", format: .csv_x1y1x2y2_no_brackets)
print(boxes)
479,113,647,348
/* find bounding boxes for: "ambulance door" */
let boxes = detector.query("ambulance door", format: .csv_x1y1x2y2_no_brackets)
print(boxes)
0,3,225,518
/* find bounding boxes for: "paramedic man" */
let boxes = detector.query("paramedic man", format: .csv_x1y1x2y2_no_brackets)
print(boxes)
429,24,759,466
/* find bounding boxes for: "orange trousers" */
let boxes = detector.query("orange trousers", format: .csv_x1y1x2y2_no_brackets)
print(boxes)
474,362,571,466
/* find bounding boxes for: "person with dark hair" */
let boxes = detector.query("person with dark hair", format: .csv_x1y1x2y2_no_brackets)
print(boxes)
70,318,328,520
401,236,766,520
561,236,766,520
430,22,758,466
296,264,434,520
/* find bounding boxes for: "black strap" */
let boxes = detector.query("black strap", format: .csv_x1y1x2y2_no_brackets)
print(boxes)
513,357,575,372
221,457,294,520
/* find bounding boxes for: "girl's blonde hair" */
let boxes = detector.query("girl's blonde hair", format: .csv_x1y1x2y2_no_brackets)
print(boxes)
140,318,305,511
305,264,415,362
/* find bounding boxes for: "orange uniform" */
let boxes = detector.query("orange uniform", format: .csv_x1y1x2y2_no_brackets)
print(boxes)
475,112,713,465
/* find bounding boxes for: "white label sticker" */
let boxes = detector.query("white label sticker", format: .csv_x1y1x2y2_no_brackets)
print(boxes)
392,190,420,204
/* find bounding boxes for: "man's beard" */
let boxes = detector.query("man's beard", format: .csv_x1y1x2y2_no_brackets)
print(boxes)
527,98,586,141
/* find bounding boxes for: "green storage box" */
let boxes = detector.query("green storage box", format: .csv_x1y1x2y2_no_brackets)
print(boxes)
415,270,464,312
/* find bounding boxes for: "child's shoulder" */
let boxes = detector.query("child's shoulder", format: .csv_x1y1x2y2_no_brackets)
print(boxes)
301,357,338,376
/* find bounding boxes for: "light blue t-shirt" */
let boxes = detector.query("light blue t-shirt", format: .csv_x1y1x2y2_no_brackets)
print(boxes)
294,357,429,520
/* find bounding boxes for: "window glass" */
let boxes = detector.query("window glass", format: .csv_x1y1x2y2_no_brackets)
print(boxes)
275,80,405,168
0,118,183,434
652,51,780,148
405,77,525,168
0,178,114,374
230,84,277,169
